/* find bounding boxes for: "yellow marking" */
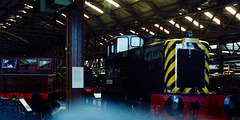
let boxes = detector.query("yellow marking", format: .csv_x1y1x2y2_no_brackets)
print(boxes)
197,90,200,94
205,73,209,84
202,86,209,93
164,41,175,57
166,74,176,86
199,42,209,58
164,41,170,46
164,48,176,70
183,88,192,93
172,87,180,93
164,61,175,83
205,61,209,71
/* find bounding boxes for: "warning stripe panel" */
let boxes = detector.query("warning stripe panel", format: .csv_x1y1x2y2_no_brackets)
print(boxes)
164,61,175,83
164,48,175,70
164,42,174,56
166,74,176,86
202,86,209,93
205,73,209,84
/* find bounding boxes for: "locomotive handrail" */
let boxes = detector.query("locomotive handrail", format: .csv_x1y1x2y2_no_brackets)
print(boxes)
0,73,56,76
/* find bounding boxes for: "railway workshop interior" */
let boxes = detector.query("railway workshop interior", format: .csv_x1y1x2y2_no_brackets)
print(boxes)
0,0,240,120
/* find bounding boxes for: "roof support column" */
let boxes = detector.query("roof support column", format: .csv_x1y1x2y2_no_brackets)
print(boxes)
65,1,85,109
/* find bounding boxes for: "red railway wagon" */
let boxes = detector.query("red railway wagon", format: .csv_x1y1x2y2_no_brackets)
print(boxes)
0,57,61,100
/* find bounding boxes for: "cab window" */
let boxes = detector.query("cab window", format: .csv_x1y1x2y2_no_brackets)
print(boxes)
2,59,17,68
131,37,141,47
117,37,128,53
38,60,51,69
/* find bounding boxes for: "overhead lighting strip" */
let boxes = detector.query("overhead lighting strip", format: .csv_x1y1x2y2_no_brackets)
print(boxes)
141,27,155,35
154,24,170,34
61,13,66,17
225,6,240,20
130,30,138,35
106,0,120,8
56,20,65,26
204,12,220,25
85,1,104,14
169,20,186,31
84,14,90,19
185,16,204,28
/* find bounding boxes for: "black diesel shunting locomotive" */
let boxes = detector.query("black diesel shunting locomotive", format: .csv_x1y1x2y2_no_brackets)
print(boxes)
105,35,209,98
104,35,240,119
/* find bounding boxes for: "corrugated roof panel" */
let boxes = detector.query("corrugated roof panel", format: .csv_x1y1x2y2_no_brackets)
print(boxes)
132,2,152,14
85,2,104,16
114,9,132,19
102,0,120,11
86,20,98,27
122,0,140,5
100,14,114,23
153,0,177,7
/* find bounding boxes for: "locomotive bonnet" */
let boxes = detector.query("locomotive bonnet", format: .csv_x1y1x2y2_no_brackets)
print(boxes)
164,38,209,94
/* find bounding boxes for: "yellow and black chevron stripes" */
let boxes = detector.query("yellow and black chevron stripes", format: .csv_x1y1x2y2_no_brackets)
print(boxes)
164,40,181,93
164,38,210,94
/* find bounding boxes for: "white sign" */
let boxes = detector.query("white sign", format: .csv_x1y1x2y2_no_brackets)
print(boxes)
19,98,32,112
72,67,84,88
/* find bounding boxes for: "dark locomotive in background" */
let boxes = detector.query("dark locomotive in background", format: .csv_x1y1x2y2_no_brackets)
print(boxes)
0,57,63,119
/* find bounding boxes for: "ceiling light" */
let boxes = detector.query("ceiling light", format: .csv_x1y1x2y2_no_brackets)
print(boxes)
164,29,170,34
154,24,159,28
154,24,167,33
141,27,146,30
6,23,11,26
85,1,104,14
106,0,120,7
197,7,202,10
6,19,16,22
84,14,89,19
25,4,33,9
99,42,104,45
2,26,6,28
185,16,204,28
225,6,240,20
16,15,22,18
204,12,220,25
149,31,155,35
119,33,123,35
169,20,186,31
109,35,113,37
61,13,66,17
18,10,27,13
56,20,65,25
130,30,136,34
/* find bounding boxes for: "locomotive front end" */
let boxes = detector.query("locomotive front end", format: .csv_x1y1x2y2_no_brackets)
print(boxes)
152,38,232,119
164,38,209,94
